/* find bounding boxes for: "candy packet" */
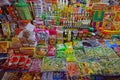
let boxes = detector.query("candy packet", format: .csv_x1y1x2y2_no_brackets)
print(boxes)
18,23,36,47
73,40,83,50
52,58,66,71
67,62,80,77
47,45,56,57
64,42,73,50
35,28,49,45
84,48,95,58
29,59,41,72
56,44,66,51
34,45,48,58
75,50,86,61
56,51,67,58
41,57,53,71
49,30,57,45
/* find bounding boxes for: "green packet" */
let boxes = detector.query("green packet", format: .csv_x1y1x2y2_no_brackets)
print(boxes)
73,40,83,50
56,44,66,51
56,51,67,58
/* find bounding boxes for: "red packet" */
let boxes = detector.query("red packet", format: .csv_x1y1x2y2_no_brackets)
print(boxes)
24,58,32,69
18,55,28,67
47,45,56,56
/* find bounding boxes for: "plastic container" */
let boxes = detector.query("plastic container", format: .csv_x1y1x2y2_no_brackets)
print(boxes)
15,1,32,20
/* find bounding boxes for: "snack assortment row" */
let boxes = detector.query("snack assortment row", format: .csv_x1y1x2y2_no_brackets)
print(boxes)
0,0,120,80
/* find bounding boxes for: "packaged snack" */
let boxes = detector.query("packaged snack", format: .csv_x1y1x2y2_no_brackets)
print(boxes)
2,22,11,39
10,37,22,48
47,45,56,57
20,73,33,80
49,30,57,45
66,52,77,62
64,42,73,50
53,71,67,80
15,1,32,20
35,29,49,45
29,59,41,72
24,58,32,70
57,51,66,58
52,58,66,71
0,41,9,53
41,57,53,71
18,23,36,47
73,40,83,50
20,47,35,56
56,44,66,51
18,55,28,68
67,62,80,77
75,50,86,61
34,45,48,58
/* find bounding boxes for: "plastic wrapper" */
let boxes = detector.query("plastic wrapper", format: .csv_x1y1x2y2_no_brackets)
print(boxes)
0,0,10,6
57,51,67,58
35,28,49,45
41,57,53,71
18,23,36,47
49,30,57,45
78,62,94,76
75,50,86,61
34,45,48,58
65,42,73,50
67,62,80,77
56,44,66,51
84,48,96,58
73,40,83,50
53,71,67,80
52,58,66,71
42,72,53,80
89,61,103,74
47,45,56,57
29,59,41,72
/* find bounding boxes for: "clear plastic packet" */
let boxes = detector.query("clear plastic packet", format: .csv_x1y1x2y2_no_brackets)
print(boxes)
56,44,66,51
29,59,41,72
47,45,56,57
75,50,86,61
84,48,95,58
35,29,49,45
34,45,48,58
18,23,36,47
52,58,66,71
67,62,80,77
73,40,83,50
56,51,67,58
41,57,53,71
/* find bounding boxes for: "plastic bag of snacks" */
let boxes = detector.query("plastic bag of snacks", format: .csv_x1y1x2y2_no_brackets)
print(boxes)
73,40,83,50
56,44,66,51
89,61,103,74
75,50,86,61
47,45,56,57
18,23,36,47
42,72,53,80
52,58,66,71
57,51,67,58
78,62,94,76
41,57,53,71
84,47,96,58
49,30,57,45
34,45,48,58
67,62,80,77
29,59,41,72
53,71,67,80
65,42,73,50
2,54,32,70
35,28,49,45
